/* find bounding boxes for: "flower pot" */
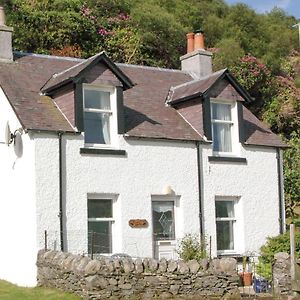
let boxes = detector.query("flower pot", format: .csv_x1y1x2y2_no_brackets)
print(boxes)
242,272,253,286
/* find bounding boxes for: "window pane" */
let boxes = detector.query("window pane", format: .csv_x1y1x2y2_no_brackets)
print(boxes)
88,199,112,218
216,221,234,250
152,201,175,240
84,112,111,144
212,123,232,152
88,221,111,253
211,103,231,121
216,201,234,218
84,89,111,110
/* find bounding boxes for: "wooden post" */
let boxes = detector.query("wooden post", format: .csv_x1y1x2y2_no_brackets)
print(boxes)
291,224,296,281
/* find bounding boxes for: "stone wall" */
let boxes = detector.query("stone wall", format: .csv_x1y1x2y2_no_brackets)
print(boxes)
37,250,240,299
273,252,292,295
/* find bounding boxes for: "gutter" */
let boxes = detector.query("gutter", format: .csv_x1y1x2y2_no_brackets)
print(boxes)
58,132,64,251
277,148,285,234
196,141,204,237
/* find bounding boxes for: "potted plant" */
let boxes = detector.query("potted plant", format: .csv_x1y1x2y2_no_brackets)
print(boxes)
241,256,253,286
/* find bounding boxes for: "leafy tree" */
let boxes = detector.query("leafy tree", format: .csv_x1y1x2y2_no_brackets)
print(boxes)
257,231,300,279
284,133,300,219
213,37,244,71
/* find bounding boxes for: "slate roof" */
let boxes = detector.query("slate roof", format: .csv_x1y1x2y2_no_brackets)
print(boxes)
42,52,134,93
167,68,253,104
0,52,287,147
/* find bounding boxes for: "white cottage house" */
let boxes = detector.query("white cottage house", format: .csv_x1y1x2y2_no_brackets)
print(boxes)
0,9,286,286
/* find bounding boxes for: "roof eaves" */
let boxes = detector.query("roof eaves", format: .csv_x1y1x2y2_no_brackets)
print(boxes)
167,91,204,105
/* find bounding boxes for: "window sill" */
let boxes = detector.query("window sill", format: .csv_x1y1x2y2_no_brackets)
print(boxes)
80,148,126,156
217,251,241,258
208,156,247,163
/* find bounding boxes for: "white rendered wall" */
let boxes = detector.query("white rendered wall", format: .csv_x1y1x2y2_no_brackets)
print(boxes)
0,88,37,286
34,134,200,258
200,143,281,257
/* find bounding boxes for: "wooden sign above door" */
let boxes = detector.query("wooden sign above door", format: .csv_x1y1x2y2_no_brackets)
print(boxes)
128,219,148,228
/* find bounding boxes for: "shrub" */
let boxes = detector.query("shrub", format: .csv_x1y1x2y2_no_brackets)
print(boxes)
257,231,300,279
177,234,207,262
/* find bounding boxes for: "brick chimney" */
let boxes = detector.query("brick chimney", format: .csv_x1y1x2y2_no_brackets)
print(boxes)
0,6,13,62
180,30,212,79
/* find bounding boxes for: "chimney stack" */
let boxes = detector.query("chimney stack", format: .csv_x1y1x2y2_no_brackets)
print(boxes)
180,30,212,79
0,6,13,62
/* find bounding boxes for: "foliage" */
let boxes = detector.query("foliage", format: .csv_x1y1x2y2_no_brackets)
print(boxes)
0,279,80,300
284,133,300,219
177,234,207,262
213,37,244,71
231,56,275,116
3,0,299,68
257,232,300,280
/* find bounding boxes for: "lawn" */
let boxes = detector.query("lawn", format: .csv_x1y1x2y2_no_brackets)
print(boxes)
0,280,81,300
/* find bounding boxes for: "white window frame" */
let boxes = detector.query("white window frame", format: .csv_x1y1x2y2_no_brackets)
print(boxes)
215,197,238,255
210,99,239,156
87,194,117,255
83,84,118,148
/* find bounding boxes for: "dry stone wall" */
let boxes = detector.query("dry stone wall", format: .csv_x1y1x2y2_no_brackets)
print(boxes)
273,252,292,295
37,250,240,299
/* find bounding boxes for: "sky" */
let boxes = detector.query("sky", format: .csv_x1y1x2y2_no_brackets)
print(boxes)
225,0,300,19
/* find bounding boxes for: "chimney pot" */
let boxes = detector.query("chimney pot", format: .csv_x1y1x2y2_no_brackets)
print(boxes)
194,31,205,50
0,6,13,62
186,32,195,54
0,6,6,26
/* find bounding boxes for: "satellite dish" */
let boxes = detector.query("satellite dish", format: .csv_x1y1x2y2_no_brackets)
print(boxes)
14,131,23,157
5,122,12,145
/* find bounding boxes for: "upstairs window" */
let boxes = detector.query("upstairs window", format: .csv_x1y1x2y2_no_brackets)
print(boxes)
83,85,117,147
211,102,235,154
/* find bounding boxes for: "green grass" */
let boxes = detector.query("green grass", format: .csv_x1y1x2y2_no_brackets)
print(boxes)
0,280,81,300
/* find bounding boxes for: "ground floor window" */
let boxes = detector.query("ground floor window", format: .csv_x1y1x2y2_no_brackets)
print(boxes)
88,198,113,254
215,199,236,252
152,201,175,241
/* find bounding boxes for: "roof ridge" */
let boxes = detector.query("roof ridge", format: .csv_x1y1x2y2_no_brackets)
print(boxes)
52,52,102,78
14,51,85,62
116,62,185,73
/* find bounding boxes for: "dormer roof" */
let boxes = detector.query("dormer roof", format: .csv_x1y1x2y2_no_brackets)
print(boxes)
167,69,253,104
41,52,134,95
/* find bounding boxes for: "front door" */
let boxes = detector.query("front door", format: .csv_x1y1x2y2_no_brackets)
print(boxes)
152,200,176,259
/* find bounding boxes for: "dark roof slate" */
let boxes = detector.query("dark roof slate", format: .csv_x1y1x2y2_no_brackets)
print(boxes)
243,106,287,148
41,52,134,93
167,68,253,104
167,69,226,104
0,52,286,147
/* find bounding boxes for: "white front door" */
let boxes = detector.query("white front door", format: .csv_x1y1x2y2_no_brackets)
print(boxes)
152,200,177,259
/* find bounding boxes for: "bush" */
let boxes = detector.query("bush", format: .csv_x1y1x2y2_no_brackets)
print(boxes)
257,231,300,279
177,234,207,262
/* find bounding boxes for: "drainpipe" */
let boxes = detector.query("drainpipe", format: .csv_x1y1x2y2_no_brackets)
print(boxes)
277,148,285,234
196,141,204,237
58,131,64,251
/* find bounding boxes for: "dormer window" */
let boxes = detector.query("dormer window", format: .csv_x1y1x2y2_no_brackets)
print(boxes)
211,100,238,155
83,85,117,147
